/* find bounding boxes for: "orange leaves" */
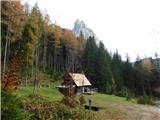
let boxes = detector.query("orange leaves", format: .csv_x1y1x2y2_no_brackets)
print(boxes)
1,1,26,42
77,36,86,52
54,25,62,48
8,55,23,71
27,42,34,49
2,71,21,92
2,54,23,92
64,29,78,49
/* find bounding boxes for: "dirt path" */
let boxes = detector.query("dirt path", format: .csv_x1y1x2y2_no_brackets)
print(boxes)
96,102,160,120
117,103,160,120
136,105,160,120
84,94,160,120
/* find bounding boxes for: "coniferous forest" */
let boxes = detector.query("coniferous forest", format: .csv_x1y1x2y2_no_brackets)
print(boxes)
1,1,160,120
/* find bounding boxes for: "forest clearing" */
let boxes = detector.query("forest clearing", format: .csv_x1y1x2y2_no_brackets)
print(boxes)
1,0,160,119
18,84,160,120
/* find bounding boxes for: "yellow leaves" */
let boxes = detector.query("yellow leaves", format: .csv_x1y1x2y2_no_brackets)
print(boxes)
45,23,52,33
26,43,34,65
27,42,34,49
77,37,87,52
54,25,62,48
4,85,19,93
36,74,43,82
1,1,26,42
141,59,156,73
64,29,79,49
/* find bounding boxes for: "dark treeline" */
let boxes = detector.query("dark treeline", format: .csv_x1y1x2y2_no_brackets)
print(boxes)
83,37,160,98
1,1,160,98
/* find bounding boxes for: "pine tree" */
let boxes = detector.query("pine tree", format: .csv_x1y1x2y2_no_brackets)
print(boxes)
83,37,98,87
123,54,135,91
111,50,124,92
96,42,112,93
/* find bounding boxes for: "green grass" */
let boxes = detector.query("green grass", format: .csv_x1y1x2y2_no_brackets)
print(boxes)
76,93,137,106
17,74,137,120
4,70,139,120
18,85,139,120
76,93,137,120
19,70,63,101
19,86,63,101
19,85,137,104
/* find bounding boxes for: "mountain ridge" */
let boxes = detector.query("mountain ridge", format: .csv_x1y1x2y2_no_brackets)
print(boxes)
72,19,99,42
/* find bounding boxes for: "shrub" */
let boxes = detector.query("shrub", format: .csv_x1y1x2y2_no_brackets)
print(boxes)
73,108,98,120
22,94,56,120
21,94,98,120
52,71,63,81
61,96,79,108
53,103,74,119
45,68,63,81
137,95,155,105
115,91,126,97
1,91,28,120
53,103,98,120
79,95,86,105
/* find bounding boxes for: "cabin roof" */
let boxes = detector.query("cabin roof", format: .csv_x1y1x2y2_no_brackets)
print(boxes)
69,73,91,87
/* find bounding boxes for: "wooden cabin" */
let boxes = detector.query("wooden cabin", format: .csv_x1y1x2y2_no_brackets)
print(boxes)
57,73,91,96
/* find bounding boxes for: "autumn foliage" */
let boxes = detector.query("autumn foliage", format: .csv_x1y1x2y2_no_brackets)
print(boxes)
2,54,24,92
64,29,79,49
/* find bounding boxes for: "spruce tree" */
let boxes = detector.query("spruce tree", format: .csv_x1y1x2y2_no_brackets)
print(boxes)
83,37,98,87
96,42,112,93
111,51,124,92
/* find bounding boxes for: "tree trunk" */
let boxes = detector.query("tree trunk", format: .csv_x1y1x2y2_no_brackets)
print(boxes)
54,48,57,72
35,45,39,84
32,62,34,81
43,32,47,72
2,20,10,80
25,50,28,86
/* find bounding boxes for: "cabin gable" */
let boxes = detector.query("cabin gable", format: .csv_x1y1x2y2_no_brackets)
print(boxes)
57,73,91,96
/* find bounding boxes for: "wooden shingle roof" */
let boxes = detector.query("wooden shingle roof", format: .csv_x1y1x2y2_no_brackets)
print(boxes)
69,73,91,87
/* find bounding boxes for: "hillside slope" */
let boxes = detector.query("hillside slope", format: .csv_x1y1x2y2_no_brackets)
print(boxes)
19,85,160,120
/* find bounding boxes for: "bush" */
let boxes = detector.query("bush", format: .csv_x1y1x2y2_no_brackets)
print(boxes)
45,69,63,81
73,108,98,120
22,94,56,120
53,103,74,119
137,95,155,105
21,94,98,120
61,96,79,108
79,95,86,105
53,103,98,120
1,91,28,120
52,71,63,81
115,91,126,97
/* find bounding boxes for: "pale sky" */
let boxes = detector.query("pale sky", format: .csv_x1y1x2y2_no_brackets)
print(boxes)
22,0,160,61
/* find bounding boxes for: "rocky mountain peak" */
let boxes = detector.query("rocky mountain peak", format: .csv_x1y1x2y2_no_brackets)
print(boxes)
72,19,99,41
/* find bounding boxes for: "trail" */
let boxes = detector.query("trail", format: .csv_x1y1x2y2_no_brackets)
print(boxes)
117,103,160,120
96,100,160,120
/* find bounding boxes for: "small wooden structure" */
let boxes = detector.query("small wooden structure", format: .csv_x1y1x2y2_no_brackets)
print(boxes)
57,73,91,96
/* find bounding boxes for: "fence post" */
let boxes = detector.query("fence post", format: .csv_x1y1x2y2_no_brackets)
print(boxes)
88,98,92,109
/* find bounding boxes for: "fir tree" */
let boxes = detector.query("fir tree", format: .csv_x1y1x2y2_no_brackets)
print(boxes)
83,37,98,87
